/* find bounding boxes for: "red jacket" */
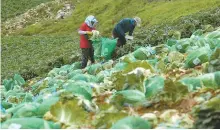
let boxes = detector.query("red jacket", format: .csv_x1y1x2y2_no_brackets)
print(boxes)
79,23,95,48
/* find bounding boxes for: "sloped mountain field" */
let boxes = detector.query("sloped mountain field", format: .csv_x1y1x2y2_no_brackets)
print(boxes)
1,0,220,129
2,1,220,81
1,28,220,129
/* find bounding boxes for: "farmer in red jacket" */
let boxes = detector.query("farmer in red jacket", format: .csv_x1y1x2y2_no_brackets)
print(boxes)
78,15,98,69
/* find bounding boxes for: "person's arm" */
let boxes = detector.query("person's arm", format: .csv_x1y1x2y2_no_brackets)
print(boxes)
128,19,135,36
117,25,125,37
129,25,135,36
78,23,93,35
78,30,87,35
78,26,92,41
78,30,92,35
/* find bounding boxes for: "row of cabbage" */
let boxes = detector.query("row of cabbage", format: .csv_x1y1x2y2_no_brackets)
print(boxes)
1,28,219,129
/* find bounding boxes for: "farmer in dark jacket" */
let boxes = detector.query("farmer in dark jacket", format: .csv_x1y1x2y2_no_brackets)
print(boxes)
78,15,99,69
112,17,141,47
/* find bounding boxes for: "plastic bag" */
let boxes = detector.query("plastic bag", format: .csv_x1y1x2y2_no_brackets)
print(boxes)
180,71,220,91
92,38,102,60
1,117,60,129
101,38,117,60
111,116,152,129
132,47,153,60
110,90,146,108
86,63,103,75
185,46,212,68
63,81,92,100
145,76,164,98
175,38,191,53
3,74,25,91
70,73,98,83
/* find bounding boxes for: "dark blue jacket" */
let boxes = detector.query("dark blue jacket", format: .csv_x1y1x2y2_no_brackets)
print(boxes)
113,18,136,37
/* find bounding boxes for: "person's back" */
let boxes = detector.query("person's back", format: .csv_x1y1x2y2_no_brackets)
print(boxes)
114,18,135,36
112,17,141,47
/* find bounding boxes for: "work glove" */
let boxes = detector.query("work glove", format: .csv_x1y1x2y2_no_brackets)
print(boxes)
125,35,134,40
92,30,100,36
90,30,100,40
86,31,93,35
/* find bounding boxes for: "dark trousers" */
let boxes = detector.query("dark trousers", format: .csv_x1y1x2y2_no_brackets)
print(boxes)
81,48,95,69
112,30,126,47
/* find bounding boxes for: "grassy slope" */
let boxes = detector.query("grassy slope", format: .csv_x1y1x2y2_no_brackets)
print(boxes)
1,35,80,80
15,0,220,36
1,0,80,35
1,0,53,22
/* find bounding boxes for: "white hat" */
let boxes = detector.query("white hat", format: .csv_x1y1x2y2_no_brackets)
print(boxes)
85,15,98,28
134,16,141,27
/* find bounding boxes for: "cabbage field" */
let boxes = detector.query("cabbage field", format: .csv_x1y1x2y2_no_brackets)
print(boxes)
1,0,220,129
1,28,220,129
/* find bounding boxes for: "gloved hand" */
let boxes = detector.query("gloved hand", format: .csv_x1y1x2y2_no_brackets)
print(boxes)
92,30,99,34
92,30,100,37
89,30,100,40
86,31,93,35
125,35,134,40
